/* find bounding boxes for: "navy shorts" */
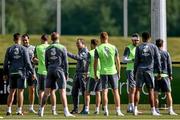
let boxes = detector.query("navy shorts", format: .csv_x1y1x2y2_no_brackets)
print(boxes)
46,69,66,89
37,74,46,91
100,74,119,90
155,77,171,92
9,74,25,89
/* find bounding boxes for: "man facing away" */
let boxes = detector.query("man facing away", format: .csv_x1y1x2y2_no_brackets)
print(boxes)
33,34,57,115
38,32,74,117
94,32,124,116
122,33,140,113
3,33,35,115
82,39,102,115
133,32,161,116
154,39,177,115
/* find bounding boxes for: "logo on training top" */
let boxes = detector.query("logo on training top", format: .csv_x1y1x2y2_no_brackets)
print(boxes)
50,48,58,60
104,46,110,57
13,48,21,59
142,45,150,56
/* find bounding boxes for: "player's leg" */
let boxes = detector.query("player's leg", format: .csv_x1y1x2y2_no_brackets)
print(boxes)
134,69,143,115
28,85,36,113
110,74,124,116
6,75,17,115
127,70,136,113
83,78,91,114
162,77,177,115
38,74,45,112
50,89,58,115
145,71,160,116
6,89,16,115
71,74,80,114
17,89,24,115
94,79,102,114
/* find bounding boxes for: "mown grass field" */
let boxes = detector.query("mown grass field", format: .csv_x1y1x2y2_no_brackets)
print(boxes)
0,35,180,63
0,104,179,120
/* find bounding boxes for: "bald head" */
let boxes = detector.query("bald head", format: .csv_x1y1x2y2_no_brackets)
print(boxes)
51,32,59,42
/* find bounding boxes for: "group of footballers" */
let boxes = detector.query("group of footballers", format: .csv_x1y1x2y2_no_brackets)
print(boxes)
1,31,178,118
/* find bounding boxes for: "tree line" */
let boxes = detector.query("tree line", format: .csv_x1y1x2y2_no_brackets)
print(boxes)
0,0,179,36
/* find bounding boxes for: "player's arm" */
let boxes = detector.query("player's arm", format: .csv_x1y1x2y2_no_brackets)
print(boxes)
134,46,139,77
63,47,69,80
85,53,90,80
167,52,173,80
67,49,88,61
122,47,133,63
32,46,38,64
45,49,48,71
3,48,10,80
154,46,162,79
24,48,35,80
94,49,99,80
115,48,121,79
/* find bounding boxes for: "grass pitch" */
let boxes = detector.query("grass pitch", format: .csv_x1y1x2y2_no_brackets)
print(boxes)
0,104,179,120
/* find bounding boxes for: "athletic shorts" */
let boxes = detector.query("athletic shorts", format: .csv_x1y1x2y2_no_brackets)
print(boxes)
86,77,102,93
155,77,171,92
26,70,37,86
100,74,119,90
9,74,25,89
37,74,46,91
46,69,66,89
136,69,154,89
126,70,136,89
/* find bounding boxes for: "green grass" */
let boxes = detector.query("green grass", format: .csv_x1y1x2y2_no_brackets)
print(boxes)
0,35,180,63
0,104,179,120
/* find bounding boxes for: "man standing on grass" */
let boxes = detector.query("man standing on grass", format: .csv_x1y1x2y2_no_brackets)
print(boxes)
154,39,177,115
94,32,124,116
67,38,89,114
38,32,74,117
122,33,140,113
82,39,102,115
33,34,58,115
133,32,161,116
3,33,35,115
22,34,37,113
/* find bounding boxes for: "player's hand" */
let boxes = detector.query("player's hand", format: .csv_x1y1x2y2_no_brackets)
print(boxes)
3,75,8,81
169,76,173,81
94,75,99,82
157,74,161,80
32,74,36,80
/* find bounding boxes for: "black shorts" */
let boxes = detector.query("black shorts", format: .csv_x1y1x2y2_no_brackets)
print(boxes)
86,77,102,93
155,77,171,92
46,69,66,89
136,69,154,89
9,74,25,89
100,74,119,90
37,74,46,91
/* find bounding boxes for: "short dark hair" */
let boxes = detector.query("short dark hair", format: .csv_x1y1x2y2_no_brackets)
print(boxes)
13,33,21,41
77,38,85,45
100,32,108,40
156,39,163,47
132,33,140,38
41,34,48,41
91,39,99,46
51,32,59,41
142,32,150,42
22,33,29,39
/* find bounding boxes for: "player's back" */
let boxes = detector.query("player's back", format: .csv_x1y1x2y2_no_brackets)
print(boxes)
45,43,67,71
136,42,158,71
7,44,27,73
